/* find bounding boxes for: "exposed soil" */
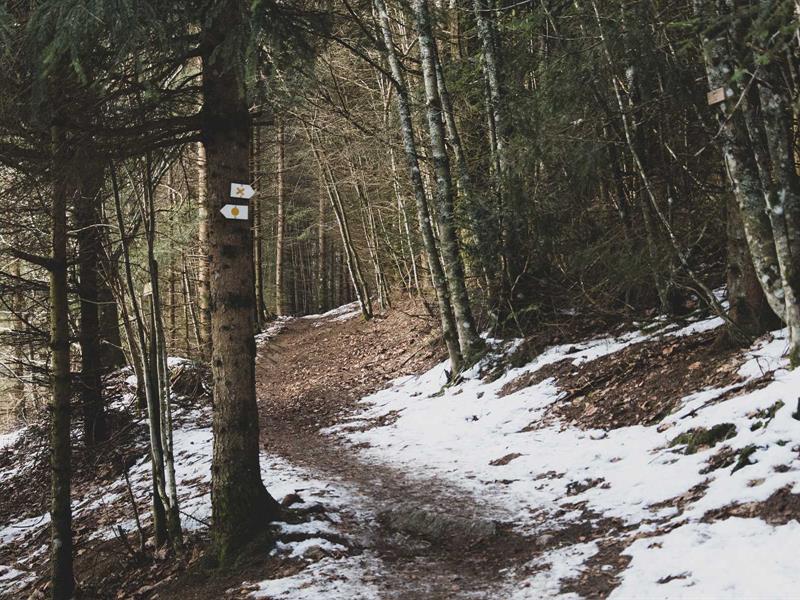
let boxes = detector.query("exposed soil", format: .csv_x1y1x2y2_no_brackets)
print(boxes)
248,302,636,599
701,485,800,526
256,302,445,433
254,304,546,598
504,328,771,431
3,305,793,599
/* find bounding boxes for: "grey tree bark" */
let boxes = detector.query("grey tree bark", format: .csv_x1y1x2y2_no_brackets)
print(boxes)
414,0,484,362
196,142,212,361
374,0,463,373
275,121,286,316
696,0,800,363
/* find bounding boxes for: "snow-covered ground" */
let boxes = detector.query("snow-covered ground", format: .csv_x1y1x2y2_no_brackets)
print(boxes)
0,409,374,598
322,316,800,598
2,309,798,598
301,301,362,326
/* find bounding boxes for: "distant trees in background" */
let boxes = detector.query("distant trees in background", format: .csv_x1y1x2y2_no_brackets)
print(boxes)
0,0,798,597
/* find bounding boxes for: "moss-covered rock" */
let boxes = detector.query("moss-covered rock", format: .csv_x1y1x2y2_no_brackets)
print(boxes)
732,444,758,473
670,423,737,454
749,400,784,431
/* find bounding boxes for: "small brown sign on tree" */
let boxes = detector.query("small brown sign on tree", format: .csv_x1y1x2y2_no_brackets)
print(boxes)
707,87,726,106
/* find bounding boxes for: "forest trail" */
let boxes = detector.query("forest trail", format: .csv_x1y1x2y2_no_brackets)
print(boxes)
1,301,797,599
249,303,800,599
250,303,649,599
254,306,539,599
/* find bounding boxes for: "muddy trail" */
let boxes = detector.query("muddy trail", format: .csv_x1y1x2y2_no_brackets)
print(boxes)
252,304,633,599
255,307,540,599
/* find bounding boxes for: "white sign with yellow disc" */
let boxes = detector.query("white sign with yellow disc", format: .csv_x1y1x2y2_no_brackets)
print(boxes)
220,204,249,220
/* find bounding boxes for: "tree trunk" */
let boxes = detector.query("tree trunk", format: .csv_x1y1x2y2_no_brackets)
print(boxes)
275,121,286,316
472,0,524,312
50,127,74,600
434,52,499,312
76,158,108,446
309,134,373,319
317,178,328,312
374,0,463,373
183,254,203,354
200,0,281,564
351,159,389,310
725,195,780,341
196,142,212,360
110,162,169,546
253,125,267,326
97,270,126,371
757,60,800,364
414,0,484,361
695,0,799,363
144,293,169,548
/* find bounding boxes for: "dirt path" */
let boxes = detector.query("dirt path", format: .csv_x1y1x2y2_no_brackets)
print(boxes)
255,307,538,598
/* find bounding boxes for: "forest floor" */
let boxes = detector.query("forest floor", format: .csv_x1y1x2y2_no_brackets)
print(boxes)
1,298,799,598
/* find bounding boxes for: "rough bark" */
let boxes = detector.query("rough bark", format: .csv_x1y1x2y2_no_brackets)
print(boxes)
434,52,499,307
757,61,800,364
50,128,74,600
696,0,800,363
200,0,281,564
725,195,780,341
75,158,108,446
696,0,785,319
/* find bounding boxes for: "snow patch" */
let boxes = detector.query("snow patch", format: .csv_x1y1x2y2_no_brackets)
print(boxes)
324,315,800,595
248,555,381,599
611,518,800,599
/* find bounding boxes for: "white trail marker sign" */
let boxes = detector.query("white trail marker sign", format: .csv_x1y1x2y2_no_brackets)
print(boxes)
229,182,255,200
220,204,249,220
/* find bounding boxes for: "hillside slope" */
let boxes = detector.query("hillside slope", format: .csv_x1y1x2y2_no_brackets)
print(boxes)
253,304,800,598
0,300,798,598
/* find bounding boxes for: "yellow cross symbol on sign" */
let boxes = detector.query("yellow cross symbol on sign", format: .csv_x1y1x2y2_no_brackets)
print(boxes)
230,182,255,199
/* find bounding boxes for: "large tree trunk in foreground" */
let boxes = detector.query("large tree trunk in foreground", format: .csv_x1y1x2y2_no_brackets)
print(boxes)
201,0,280,564
50,129,74,600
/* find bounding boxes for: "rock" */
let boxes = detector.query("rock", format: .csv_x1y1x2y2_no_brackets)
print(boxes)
489,452,523,466
378,505,497,545
281,493,304,507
